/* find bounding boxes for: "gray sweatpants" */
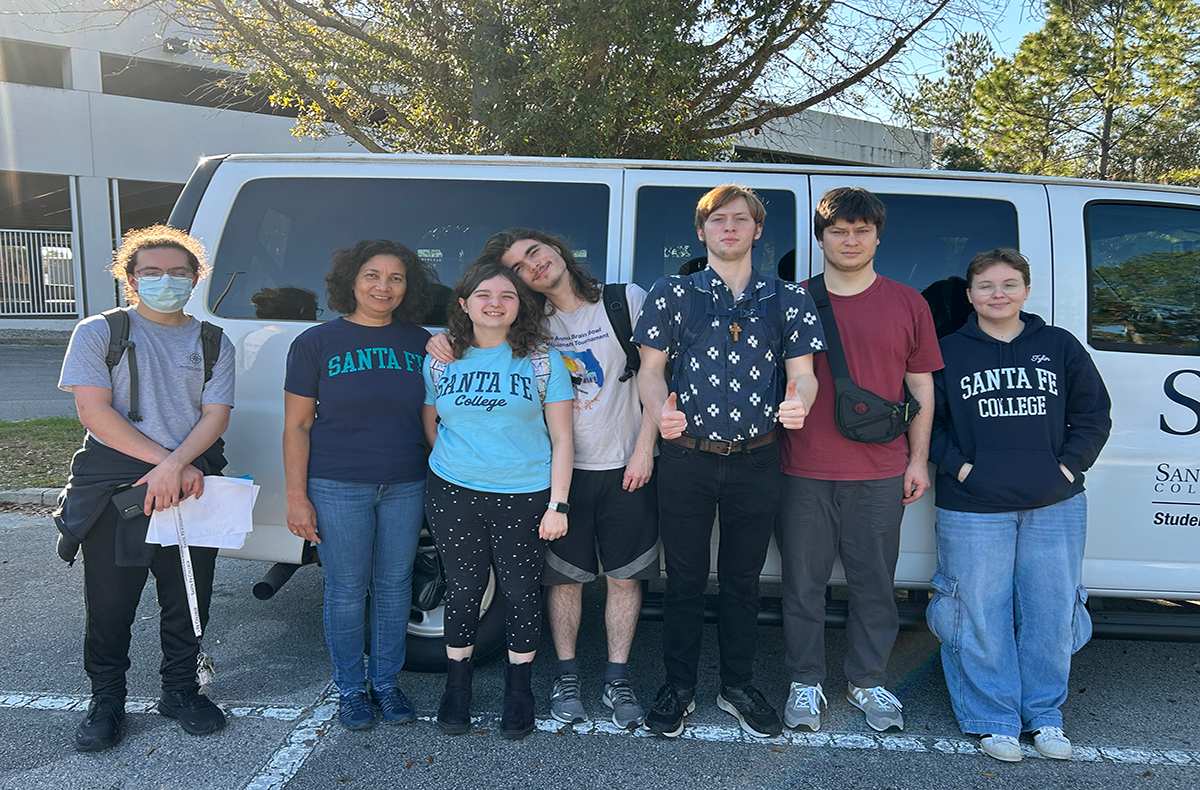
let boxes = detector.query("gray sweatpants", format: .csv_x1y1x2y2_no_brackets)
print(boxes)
775,474,905,688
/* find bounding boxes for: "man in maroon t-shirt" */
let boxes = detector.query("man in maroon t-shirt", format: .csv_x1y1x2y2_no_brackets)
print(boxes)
776,187,943,734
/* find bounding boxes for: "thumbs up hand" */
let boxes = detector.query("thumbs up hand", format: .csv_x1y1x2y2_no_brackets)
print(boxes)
660,392,687,440
778,378,808,430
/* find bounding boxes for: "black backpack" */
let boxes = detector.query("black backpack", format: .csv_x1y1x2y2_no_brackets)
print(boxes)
101,307,223,423
602,283,641,382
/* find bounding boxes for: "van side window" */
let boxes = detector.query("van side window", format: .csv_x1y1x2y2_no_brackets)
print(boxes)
209,177,610,326
872,194,1019,338
1087,202,1200,355
632,186,797,289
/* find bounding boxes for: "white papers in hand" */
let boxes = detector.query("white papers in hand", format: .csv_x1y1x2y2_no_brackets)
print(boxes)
146,476,259,549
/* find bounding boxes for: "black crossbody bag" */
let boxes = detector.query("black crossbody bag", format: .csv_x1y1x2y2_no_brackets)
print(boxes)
808,274,920,444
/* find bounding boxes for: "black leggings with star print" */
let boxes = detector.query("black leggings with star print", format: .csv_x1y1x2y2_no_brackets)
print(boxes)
424,470,549,652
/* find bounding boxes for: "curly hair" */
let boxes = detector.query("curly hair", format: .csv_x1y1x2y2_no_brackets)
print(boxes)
446,262,548,360
109,225,210,303
474,227,603,315
324,239,436,322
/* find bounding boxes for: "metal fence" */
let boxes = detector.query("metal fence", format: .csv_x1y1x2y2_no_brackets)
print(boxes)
0,229,77,317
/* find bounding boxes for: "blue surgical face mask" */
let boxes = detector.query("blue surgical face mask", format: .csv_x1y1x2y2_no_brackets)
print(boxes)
136,274,194,313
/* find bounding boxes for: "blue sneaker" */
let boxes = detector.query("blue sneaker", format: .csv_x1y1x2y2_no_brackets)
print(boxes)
338,691,376,730
370,686,416,725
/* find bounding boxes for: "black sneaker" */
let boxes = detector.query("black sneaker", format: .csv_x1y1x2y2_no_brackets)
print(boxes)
158,688,227,736
644,683,695,738
74,697,124,752
717,683,783,738
369,686,416,725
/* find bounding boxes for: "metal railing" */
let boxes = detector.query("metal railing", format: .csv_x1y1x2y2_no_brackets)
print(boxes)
0,229,77,317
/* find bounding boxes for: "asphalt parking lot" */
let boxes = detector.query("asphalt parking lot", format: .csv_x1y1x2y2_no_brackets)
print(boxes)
1,508,1198,790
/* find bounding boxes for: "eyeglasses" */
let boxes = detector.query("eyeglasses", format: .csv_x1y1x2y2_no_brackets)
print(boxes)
135,267,194,279
971,281,1026,296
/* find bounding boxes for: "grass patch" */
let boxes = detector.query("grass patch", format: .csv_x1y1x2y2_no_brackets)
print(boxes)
0,417,84,490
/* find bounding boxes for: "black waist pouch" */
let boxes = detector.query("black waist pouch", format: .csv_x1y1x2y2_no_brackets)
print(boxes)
833,377,920,444
810,273,920,445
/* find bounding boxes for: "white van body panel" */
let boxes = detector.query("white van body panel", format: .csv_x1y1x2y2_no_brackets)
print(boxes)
178,154,1200,599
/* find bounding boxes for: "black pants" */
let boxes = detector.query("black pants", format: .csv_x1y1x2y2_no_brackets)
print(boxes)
425,471,548,653
81,501,217,700
657,440,781,689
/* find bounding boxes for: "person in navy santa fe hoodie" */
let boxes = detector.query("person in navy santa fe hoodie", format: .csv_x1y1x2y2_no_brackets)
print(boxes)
926,247,1111,764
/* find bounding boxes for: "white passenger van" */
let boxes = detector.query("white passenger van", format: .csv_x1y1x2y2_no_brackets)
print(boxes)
172,154,1200,667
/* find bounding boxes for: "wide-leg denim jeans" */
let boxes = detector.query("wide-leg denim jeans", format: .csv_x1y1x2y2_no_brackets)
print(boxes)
309,477,424,696
928,493,1092,737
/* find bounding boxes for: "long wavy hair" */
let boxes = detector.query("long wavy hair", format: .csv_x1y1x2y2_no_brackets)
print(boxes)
474,227,602,315
446,262,548,359
324,238,435,322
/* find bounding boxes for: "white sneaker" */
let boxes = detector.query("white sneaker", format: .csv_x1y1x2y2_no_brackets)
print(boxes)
783,682,827,731
1033,726,1072,760
980,734,1023,762
846,683,904,731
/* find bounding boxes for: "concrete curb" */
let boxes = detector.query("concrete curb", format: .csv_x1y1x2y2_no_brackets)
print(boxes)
0,488,61,506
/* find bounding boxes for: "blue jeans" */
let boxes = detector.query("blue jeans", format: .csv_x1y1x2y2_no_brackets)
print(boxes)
928,493,1092,737
309,477,424,696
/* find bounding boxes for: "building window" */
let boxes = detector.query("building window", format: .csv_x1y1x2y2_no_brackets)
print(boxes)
100,54,297,116
116,180,185,235
0,38,65,89
1087,201,1200,355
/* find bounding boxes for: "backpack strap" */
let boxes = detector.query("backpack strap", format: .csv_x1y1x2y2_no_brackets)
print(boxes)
757,277,783,352
199,321,224,384
429,358,448,391
807,274,852,380
531,349,551,404
101,308,142,422
670,277,711,382
101,308,131,372
602,283,640,382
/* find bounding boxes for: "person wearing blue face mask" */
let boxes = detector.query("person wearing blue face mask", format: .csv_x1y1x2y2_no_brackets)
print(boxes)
55,225,235,751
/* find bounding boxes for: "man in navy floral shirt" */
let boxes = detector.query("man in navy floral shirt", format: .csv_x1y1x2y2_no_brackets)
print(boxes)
634,184,824,739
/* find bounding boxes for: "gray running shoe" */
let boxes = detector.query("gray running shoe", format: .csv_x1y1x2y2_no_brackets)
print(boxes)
602,680,645,729
783,682,827,731
550,673,588,724
846,683,904,732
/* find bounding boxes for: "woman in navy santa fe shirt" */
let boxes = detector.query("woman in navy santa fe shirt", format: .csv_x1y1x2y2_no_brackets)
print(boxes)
423,262,574,740
283,239,435,731
927,248,1111,763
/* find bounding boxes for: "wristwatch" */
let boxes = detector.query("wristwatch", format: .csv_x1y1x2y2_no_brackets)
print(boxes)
547,501,571,514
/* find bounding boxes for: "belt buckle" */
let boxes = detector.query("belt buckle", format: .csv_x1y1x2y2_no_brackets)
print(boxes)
714,439,734,456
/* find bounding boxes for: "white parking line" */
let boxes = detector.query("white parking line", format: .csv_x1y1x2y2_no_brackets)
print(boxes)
243,683,337,790
4,690,1197,774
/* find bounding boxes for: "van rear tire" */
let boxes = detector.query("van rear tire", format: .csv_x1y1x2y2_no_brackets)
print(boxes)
403,560,506,673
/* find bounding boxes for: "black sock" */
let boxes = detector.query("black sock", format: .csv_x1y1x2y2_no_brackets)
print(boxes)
557,658,580,677
604,661,628,684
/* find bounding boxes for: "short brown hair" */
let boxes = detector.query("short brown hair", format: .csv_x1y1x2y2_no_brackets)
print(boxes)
695,184,766,229
324,238,436,322
813,187,887,240
966,247,1031,287
109,225,209,303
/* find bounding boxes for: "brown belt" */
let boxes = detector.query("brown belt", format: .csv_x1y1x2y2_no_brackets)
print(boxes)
666,429,778,456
